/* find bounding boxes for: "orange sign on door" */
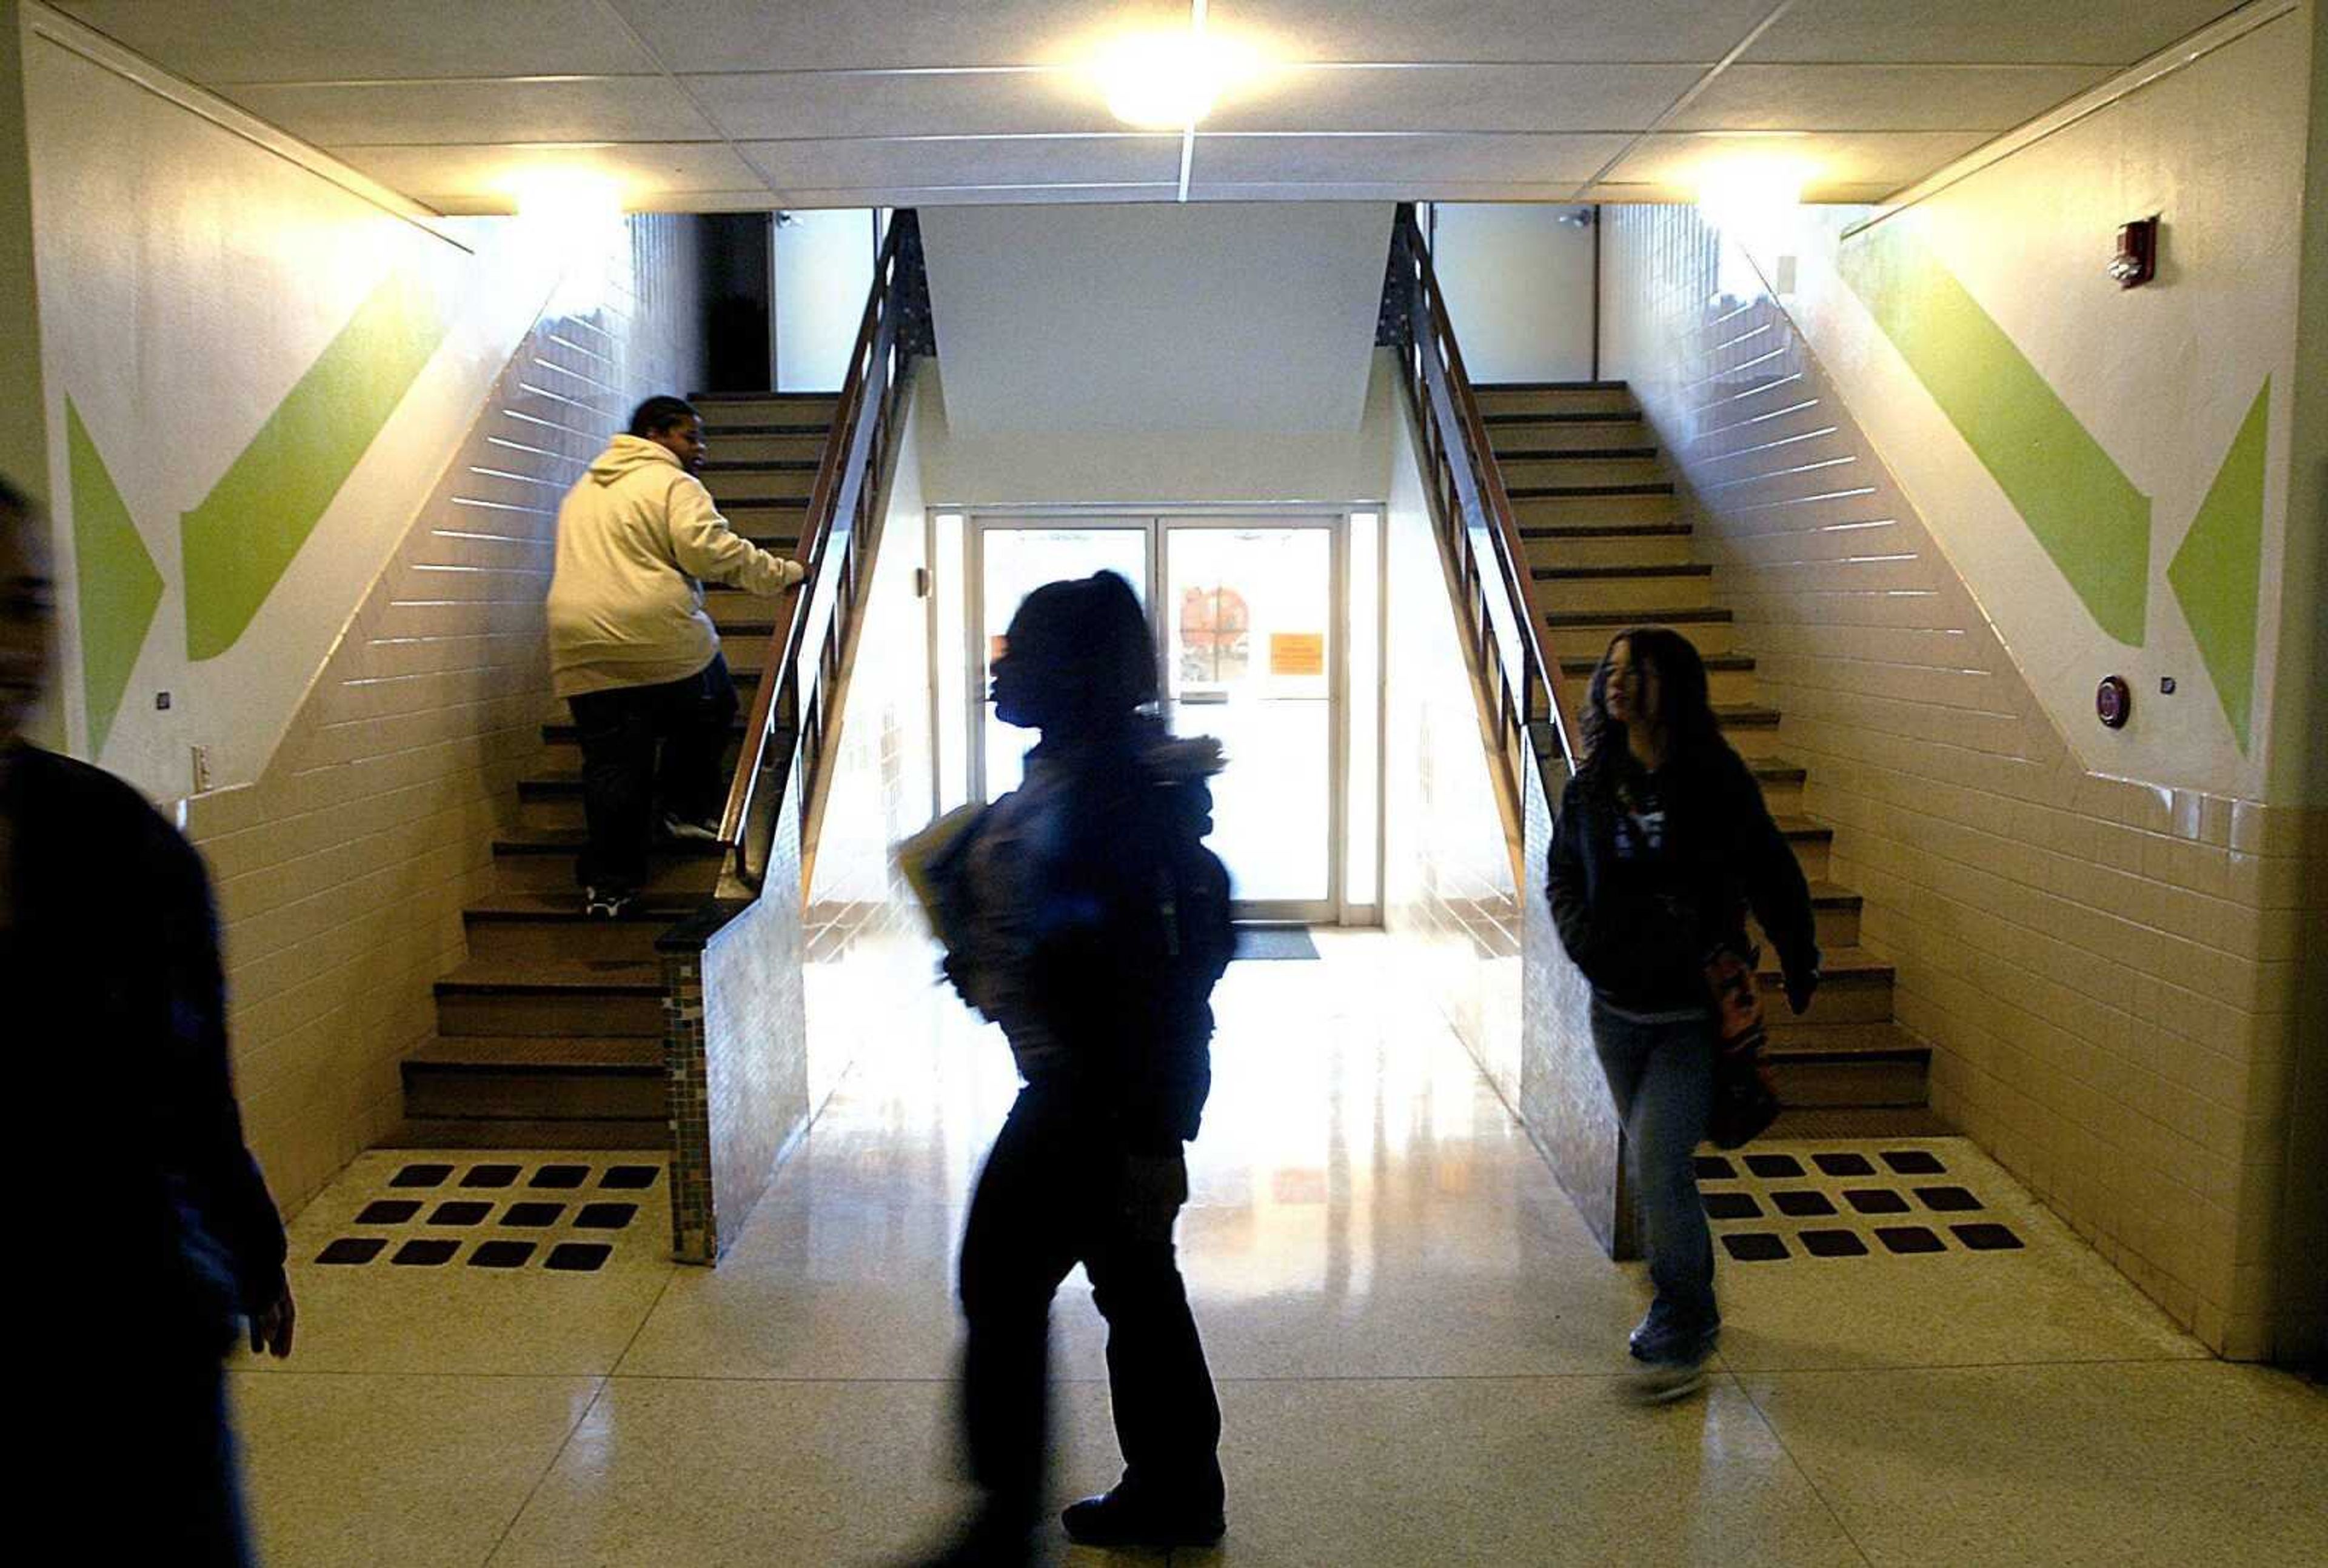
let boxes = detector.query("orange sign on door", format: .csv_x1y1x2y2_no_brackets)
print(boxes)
1269,632,1325,677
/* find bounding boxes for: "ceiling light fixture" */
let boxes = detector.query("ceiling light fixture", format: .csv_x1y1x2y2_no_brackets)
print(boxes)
1089,25,1262,131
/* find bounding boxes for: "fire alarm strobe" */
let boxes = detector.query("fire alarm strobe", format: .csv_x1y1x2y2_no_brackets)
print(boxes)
2110,218,2158,288
2096,675,2133,729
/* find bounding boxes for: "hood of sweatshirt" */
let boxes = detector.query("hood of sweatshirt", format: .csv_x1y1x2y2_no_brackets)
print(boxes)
586,434,683,487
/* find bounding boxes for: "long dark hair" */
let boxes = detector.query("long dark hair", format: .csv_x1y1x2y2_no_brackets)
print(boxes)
1005,570,1157,730
1578,626,1725,788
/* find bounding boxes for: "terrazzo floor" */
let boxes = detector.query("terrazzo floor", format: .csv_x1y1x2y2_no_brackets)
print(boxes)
233,932,2327,1566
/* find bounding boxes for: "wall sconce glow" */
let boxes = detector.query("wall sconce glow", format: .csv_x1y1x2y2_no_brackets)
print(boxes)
1089,29,1263,129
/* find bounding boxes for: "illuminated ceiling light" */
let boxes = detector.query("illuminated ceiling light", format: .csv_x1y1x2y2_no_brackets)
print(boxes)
1088,28,1263,130
507,165,624,232
1693,153,1812,238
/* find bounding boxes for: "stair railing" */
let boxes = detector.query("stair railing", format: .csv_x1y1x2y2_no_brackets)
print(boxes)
1385,205,1583,820
714,210,934,898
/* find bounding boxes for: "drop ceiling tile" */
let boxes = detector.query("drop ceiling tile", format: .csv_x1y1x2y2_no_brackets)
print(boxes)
1605,130,1993,194
1193,132,1629,186
1673,63,2111,131
1204,62,1705,133
332,141,764,212
770,184,1179,208
1207,1,1775,64
1744,0,2249,64
52,2,658,83
227,77,720,146
1579,179,1899,205
602,0,1188,73
1189,180,1588,202
684,67,1112,139
740,135,1182,192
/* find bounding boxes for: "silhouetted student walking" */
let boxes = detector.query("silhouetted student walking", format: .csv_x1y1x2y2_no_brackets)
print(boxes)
1547,627,1820,1402
4,476,293,1563
901,571,1235,1565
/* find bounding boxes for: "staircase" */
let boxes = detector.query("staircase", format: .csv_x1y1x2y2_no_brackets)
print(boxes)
1477,379,1932,1113
396,391,837,1147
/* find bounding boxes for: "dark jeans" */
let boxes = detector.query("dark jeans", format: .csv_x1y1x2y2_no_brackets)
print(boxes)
567,653,737,892
69,1357,253,1564
1590,999,1719,1328
957,1079,1223,1529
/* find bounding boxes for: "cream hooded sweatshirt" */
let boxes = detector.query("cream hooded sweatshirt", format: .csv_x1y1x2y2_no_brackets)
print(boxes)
546,435,804,698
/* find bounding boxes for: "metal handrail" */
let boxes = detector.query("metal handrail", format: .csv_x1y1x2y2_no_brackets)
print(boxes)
715,210,930,895
1388,205,1584,798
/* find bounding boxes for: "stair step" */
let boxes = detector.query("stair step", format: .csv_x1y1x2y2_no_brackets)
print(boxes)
463,890,701,961
401,1034,667,1121
1482,410,1647,426
1716,704,1781,729
1545,606,1732,627
1507,481,1674,499
1774,813,1835,879
492,828,724,860
1528,523,1692,540
433,955,666,1038
695,421,829,436
382,1117,668,1150
700,458,820,473
490,826,724,896
1754,944,1891,1025
1764,1021,1931,1109
1534,562,1711,581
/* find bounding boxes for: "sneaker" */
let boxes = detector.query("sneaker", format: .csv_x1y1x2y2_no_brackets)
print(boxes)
657,813,724,846
583,886,638,919
1629,1301,1721,1363
1628,1314,1719,1404
1060,1487,1226,1550
1631,1349,1711,1404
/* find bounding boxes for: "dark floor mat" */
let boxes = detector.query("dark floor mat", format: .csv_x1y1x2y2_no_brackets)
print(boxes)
1235,926,1320,961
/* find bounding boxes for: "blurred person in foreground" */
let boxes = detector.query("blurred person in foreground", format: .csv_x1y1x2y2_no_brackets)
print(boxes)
4,475,293,1563
898,571,1236,1564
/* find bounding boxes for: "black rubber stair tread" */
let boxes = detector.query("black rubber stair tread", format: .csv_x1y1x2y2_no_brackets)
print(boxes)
1750,756,1807,786
542,718,749,743
1534,562,1713,580
1761,945,1890,983
492,828,724,859
1805,880,1862,909
1762,1021,1928,1060
689,389,837,402
701,458,820,472
463,890,701,921
696,421,829,435
1529,522,1693,540
1494,445,1658,461
1508,481,1674,497
405,1035,664,1071
1716,704,1781,728
1481,410,1647,425
1545,606,1733,627
1561,649,1749,673
434,956,663,995
1478,379,1630,390
1774,815,1833,844
384,1118,667,1148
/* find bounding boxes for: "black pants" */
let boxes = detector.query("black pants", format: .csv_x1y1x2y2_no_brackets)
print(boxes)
958,1079,1223,1529
567,653,737,892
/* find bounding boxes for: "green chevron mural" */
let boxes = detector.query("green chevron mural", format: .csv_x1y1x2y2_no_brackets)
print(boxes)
1838,225,2152,647
2168,380,2270,751
181,270,450,661
67,398,161,756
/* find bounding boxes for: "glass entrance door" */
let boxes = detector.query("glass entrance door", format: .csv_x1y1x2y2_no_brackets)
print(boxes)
966,514,1343,922
1162,521,1337,919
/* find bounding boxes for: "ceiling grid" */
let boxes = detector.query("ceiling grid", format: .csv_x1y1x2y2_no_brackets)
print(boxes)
44,0,2263,213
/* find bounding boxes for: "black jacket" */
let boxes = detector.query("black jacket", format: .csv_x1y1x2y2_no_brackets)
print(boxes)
1546,742,1819,1015
5,744,287,1352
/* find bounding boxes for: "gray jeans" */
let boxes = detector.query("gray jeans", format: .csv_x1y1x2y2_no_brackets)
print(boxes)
1590,998,1718,1327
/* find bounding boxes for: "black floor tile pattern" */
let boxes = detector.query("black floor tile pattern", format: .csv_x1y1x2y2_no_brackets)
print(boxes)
1953,1223,2025,1251
393,1239,460,1267
1691,1143,2024,1262
317,1238,386,1265
1875,1226,1945,1255
317,1161,659,1271
469,1241,536,1269
500,1202,565,1228
1771,1190,1837,1217
1799,1229,1870,1258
